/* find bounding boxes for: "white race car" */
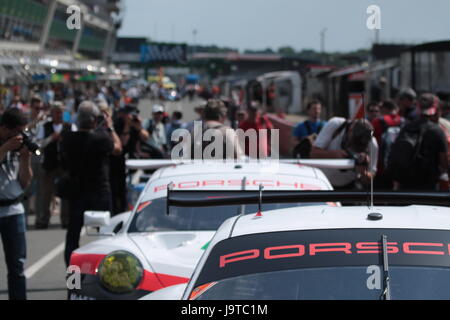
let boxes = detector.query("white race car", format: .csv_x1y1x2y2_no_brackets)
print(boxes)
142,190,450,300
68,159,349,300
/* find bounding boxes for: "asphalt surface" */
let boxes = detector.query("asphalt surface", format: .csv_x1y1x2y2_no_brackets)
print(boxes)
0,97,203,300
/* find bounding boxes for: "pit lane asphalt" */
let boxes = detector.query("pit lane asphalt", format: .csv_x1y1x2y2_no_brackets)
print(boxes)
0,97,203,300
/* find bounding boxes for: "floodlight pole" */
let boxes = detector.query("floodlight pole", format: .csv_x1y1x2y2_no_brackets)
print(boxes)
320,28,327,65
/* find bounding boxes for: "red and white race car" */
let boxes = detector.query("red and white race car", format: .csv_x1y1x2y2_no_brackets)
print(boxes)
142,189,450,300
68,159,351,300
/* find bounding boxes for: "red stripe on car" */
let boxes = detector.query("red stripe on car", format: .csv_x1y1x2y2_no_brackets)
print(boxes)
138,271,189,292
70,253,105,275
70,253,189,292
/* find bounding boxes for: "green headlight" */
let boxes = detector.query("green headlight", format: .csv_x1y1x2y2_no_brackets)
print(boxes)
98,251,144,294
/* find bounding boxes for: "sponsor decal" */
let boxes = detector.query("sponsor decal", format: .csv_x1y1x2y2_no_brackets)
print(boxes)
219,241,450,268
189,282,217,300
153,179,322,193
137,201,152,213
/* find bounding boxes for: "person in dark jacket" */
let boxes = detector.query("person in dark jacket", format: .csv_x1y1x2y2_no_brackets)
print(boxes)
35,102,73,229
61,101,120,266
390,93,448,191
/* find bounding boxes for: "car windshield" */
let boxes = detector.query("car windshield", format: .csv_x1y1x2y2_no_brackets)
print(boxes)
128,198,323,232
193,266,450,300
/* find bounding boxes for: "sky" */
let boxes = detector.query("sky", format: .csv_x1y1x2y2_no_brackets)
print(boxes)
119,0,450,53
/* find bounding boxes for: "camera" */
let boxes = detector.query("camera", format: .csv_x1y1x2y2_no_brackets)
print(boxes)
96,115,105,124
20,131,40,155
132,113,140,122
346,149,368,166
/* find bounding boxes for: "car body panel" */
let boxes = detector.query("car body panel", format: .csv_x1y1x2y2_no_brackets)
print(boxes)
140,284,187,300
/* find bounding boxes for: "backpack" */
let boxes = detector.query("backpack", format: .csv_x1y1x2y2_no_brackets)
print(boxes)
292,121,325,159
387,122,431,185
379,116,403,168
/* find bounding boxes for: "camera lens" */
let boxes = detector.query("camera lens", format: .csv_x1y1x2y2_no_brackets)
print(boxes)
21,132,40,155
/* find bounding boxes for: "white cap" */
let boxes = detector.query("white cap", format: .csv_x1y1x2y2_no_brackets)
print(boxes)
152,105,165,113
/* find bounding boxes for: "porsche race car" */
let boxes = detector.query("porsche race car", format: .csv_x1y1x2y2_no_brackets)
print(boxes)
142,190,450,300
68,159,349,300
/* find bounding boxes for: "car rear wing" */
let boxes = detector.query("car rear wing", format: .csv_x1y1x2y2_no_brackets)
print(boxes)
166,190,450,212
126,159,356,171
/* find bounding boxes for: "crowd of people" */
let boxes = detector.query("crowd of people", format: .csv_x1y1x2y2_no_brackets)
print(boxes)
1,78,450,300
292,89,450,192
0,81,148,299
0,80,279,300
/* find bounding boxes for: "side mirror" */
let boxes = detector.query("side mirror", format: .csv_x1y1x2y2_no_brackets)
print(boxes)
84,211,113,236
113,221,124,234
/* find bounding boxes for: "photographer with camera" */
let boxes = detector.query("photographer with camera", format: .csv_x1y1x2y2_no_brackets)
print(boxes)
0,108,33,300
96,100,125,215
61,101,117,266
311,117,378,189
114,105,149,159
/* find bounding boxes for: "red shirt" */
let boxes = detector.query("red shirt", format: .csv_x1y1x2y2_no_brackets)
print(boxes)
239,115,274,157
371,114,403,145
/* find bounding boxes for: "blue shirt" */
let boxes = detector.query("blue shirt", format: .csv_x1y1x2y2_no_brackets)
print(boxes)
293,120,326,139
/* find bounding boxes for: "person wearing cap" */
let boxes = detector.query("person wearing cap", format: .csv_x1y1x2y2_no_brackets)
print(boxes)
311,117,379,189
143,105,168,156
390,93,448,191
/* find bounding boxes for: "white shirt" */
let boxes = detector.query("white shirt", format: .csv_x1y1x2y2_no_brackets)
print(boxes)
143,119,167,152
0,153,24,218
314,117,378,187
36,122,77,149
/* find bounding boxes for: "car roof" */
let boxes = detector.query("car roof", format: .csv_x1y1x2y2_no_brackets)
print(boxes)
154,162,319,180
140,162,333,201
212,205,450,241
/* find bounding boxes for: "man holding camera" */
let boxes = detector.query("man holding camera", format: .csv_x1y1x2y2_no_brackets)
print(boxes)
0,108,33,300
311,118,378,189
61,101,120,266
